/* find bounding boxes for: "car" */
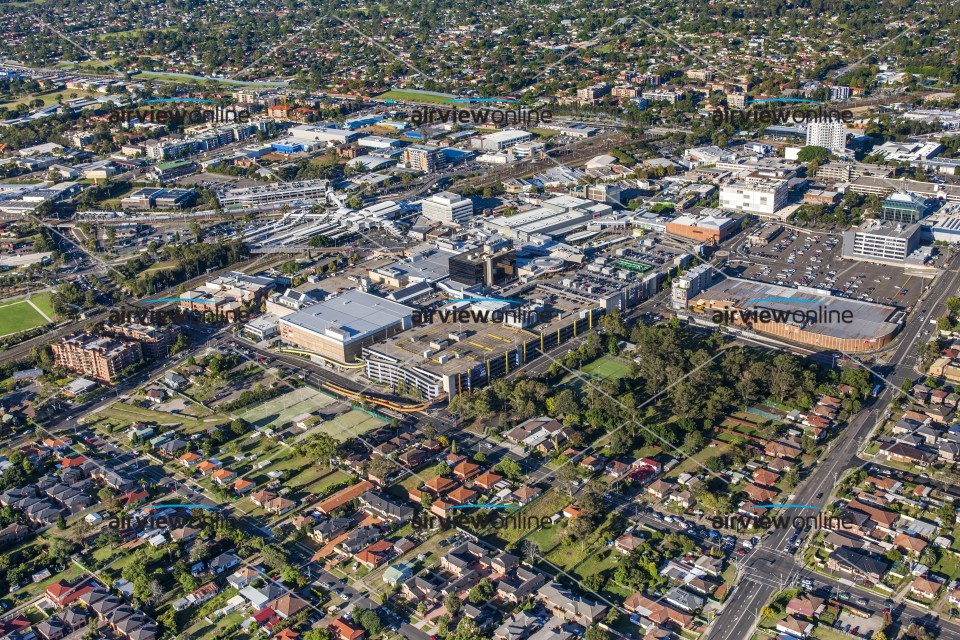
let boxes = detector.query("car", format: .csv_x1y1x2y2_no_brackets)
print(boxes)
857,597,868,606
838,591,851,600
816,492,824,499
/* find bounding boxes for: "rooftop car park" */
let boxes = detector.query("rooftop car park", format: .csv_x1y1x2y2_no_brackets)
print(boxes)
733,228,927,310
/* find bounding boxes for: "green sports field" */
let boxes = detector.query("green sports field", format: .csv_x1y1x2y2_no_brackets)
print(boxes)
374,89,458,104
0,292,56,337
581,356,633,380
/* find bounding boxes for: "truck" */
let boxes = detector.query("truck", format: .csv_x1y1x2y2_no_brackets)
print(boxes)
871,384,882,398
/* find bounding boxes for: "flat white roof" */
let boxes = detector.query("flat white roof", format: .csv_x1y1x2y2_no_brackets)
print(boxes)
279,289,413,345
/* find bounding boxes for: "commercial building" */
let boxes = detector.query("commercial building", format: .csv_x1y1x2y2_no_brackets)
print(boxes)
148,160,198,182
448,248,517,286
51,333,143,383
665,213,737,244
287,124,362,146
719,180,789,217
690,278,901,352
403,145,445,172
278,290,415,364
363,305,600,399
815,162,894,182
420,192,474,225
121,188,195,210
683,146,736,168
841,221,922,265
849,177,960,202
472,130,533,152
880,192,933,224
806,122,847,153
482,195,611,242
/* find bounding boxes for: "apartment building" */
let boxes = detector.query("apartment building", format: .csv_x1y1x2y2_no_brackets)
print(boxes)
806,121,847,153
102,323,181,359
403,145,445,172
52,333,143,383
671,263,714,310
577,84,610,104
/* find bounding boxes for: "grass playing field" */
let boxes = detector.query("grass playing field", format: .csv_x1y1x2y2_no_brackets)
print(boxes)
0,292,56,337
374,89,458,104
580,356,633,380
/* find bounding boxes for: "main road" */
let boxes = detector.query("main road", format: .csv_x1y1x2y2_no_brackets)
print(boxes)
709,253,960,640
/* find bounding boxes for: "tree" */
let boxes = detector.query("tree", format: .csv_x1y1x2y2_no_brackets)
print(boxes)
784,468,800,489
468,578,495,604
584,626,612,640
566,517,593,550
445,593,463,617
57,514,67,530
797,145,830,163
72,517,92,548
495,457,523,480
522,540,541,563
354,609,383,635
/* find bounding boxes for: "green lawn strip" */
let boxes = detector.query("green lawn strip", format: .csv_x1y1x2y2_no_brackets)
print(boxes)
374,90,457,104
0,299,48,336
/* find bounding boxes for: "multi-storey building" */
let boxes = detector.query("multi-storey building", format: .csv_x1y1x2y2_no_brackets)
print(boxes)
52,333,143,383
421,192,474,225
102,323,181,360
403,145,445,172
719,180,789,217
841,221,922,265
806,122,847,153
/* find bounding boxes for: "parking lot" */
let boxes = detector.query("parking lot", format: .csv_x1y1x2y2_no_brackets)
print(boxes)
733,228,926,309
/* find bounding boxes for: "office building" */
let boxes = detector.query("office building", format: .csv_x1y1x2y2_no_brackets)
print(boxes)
719,180,789,217
421,192,474,225
448,248,517,287
52,332,143,383
806,122,847,153
880,192,932,224
841,221,922,265
403,145,445,172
